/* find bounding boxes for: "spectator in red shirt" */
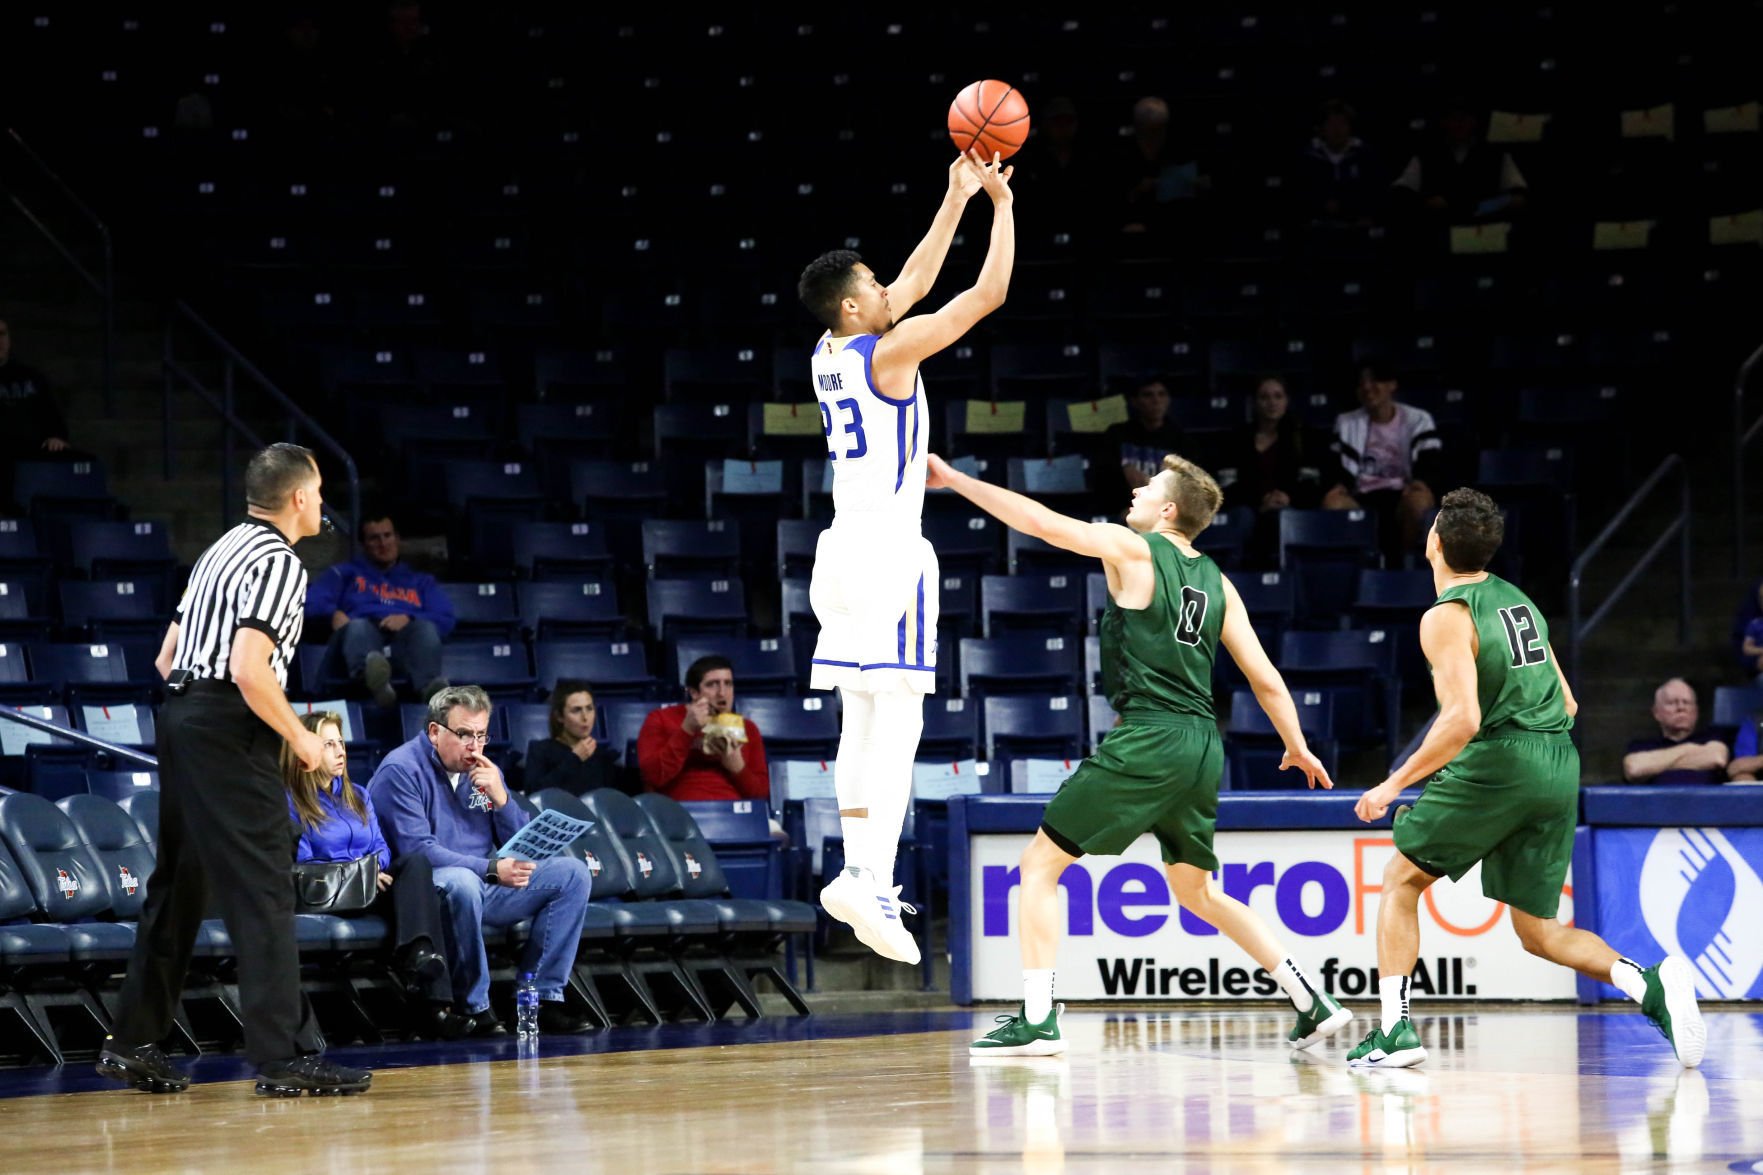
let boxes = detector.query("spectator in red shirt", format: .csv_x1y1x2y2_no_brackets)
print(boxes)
636,655,769,801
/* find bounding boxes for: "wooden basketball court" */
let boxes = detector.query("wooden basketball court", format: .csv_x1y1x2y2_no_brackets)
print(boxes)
4,1005,1759,1171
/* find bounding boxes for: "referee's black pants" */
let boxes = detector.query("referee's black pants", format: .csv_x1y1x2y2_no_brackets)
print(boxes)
113,686,322,1065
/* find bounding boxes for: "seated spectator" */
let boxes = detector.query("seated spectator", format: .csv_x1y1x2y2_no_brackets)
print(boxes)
1113,96,1206,234
307,514,455,707
1323,359,1442,565
282,711,459,1034
1293,99,1389,226
0,318,74,467
637,655,769,802
1726,708,1763,783
1392,98,1529,222
1215,377,1341,513
370,685,594,1035
1094,377,1186,513
1622,678,1730,785
523,678,623,796
1734,579,1763,679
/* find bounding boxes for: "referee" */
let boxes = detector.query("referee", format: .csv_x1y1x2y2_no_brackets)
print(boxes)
97,443,371,1096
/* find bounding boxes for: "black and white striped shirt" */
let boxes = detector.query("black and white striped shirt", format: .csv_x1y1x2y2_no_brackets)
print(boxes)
171,518,308,688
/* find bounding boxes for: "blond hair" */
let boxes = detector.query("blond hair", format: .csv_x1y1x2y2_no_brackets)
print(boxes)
280,711,365,831
1158,454,1224,536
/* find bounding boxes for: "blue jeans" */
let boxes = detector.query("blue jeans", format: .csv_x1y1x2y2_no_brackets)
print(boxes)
327,616,443,690
432,857,593,1013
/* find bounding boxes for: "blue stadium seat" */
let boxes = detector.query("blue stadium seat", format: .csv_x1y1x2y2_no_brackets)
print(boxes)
0,521,51,604
980,573,1086,638
533,641,656,699
1278,629,1400,752
65,520,175,581
26,642,148,706
672,637,796,697
1087,695,1119,750
600,700,656,767
1352,569,1437,618
517,580,625,639
533,347,629,399
58,580,165,638
443,459,545,514
0,793,133,963
740,695,839,761
0,644,49,704
647,578,747,641
1084,635,1104,696
924,513,1002,579
1279,508,1382,620
642,520,742,579
663,346,771,403
776,519,822,581
441,582,521,640
958,636,1082,698
516,402,619,487
984,694,1085,762
511,522,615,580
1712,686,1763,733
12,460,113,517
1007,529,1092,577
570,460,669,519
1194,505,1254,569
1476,447,1574,490
412,347,503,395
84,768,159,803
0,579,47,640
438,640,535,696
74,702,155,749
919,696,981,762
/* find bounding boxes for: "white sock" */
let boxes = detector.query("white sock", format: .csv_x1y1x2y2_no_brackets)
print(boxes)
1272,958,1316,1013
839,816,869,875
1610,957,1648,1004
863,691,924,887
1379,975,1410,1033
833,688,875,873
1024,969,1054,1022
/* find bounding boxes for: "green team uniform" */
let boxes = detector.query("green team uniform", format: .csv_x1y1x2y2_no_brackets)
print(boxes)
1041,534,1226,868
1393,573,1578,919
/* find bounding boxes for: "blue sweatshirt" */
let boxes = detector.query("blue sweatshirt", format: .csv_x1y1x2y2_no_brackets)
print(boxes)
290,777,392,870
368,733,528,876
305,555,457,639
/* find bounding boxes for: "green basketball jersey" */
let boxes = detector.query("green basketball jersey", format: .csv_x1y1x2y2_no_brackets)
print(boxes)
1100,534,1224,720
1430,574,1572,737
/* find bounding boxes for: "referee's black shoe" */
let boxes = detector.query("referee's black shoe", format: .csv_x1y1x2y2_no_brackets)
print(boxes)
96,1038,192,1093
254,1054,372,1097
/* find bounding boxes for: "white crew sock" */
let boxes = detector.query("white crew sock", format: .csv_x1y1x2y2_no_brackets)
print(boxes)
838,816,869,875
1272,958,1316,1013
1379,975,1411,1033
1024,969,1054,1023
833,688,875,873
1609,957,1648,1004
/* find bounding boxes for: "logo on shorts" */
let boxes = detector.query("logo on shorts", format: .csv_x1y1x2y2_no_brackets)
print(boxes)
118,865,140,896
56,868,79,899
1639,828,1763,999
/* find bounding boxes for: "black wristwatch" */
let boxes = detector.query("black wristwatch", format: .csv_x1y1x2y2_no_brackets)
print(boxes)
483,865,498,885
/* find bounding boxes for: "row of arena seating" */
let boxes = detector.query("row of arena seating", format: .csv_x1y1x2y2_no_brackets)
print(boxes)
0,784,814,1065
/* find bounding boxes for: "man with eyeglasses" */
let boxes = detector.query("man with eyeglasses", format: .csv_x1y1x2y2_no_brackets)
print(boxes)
369,684,595,1036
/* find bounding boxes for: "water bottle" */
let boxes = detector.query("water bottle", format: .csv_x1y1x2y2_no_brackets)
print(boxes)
516,972,540,1042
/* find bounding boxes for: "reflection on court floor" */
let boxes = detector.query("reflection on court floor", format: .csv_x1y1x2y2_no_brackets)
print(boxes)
2,1006,1759,1172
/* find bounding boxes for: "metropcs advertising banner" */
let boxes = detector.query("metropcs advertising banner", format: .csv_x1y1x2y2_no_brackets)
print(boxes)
969,830,1578,1001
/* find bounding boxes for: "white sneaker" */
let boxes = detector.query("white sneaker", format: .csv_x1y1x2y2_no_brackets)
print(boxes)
820,867,921,965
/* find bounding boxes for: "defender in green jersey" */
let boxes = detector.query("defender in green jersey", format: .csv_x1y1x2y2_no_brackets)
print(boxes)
1350,489,1705,1070
928,452,1350,1058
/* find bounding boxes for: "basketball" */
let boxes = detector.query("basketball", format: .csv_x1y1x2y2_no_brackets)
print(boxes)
948,79,1031,160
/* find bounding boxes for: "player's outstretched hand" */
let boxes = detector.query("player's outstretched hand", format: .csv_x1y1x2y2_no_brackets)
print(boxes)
925,452,957,489
966,148,1014,205
948,154,984,201
1354,779,1401,823
1280,746,1333,790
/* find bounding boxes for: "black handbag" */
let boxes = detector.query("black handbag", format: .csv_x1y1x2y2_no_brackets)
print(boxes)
291,854,379,913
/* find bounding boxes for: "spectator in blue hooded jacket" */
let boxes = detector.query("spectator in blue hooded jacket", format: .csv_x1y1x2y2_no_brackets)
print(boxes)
307,514,455,707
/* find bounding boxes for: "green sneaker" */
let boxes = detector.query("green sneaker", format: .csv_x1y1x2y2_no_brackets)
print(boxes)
1288,989,1353,1050
1640,956,1706,1068
1346,1018,1427,1068
970,1003,1065,1056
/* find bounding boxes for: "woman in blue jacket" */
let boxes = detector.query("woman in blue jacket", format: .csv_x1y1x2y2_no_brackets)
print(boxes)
282,711,461,1035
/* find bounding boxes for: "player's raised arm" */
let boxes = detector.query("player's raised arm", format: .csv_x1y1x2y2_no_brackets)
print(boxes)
884,156,984,319
1356,602,1481,821
1217,576,1333,790
927,453,1142,564
873,152,1014,379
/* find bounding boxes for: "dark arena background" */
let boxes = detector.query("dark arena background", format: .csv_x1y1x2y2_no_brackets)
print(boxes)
0,3,1759,1170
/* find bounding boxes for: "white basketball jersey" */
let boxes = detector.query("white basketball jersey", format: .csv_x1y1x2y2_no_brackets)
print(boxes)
810,332,927,526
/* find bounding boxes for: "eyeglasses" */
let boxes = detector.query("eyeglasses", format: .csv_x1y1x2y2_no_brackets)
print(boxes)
445,727,491,745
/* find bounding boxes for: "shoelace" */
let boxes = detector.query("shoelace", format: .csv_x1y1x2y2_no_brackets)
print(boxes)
882,886,917,917
983,1014,1025,1040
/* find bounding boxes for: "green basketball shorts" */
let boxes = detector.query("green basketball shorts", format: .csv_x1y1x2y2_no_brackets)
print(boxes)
1040,713,1223,869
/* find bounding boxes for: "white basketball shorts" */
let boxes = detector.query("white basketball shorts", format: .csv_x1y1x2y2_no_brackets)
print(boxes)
809,522,940,695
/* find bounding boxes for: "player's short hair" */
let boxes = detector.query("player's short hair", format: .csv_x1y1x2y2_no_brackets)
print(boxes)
797,250,864,329
1434,487,1504,572
1158,454,1224,536
244,442,317,511
686,654,733,693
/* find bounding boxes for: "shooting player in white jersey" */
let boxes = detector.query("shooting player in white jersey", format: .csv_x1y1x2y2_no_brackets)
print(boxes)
795,150,1015,963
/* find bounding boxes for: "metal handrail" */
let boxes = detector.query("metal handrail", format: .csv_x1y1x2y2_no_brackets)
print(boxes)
0,707,156,770
2,128,115,408
1730,340,1763,579
1567,454,1690,686
163,300,359,540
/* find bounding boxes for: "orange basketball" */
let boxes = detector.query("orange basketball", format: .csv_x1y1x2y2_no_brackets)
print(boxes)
948,79,1031,160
